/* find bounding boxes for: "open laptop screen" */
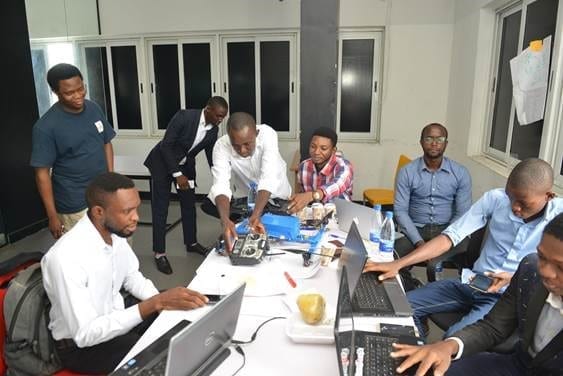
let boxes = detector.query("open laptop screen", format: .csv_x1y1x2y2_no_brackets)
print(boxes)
334,266,354,376
339,221,369,298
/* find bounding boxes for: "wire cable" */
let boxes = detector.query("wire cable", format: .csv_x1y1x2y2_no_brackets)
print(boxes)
231,345,245,376
232,316,286,345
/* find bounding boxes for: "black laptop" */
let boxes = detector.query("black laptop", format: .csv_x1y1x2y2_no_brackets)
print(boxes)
112,283,245,376
339,222,413,317
334,267,423,376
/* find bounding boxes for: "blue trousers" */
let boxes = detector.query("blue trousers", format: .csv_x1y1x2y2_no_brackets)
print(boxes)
407,279,500,338
447,352,526,375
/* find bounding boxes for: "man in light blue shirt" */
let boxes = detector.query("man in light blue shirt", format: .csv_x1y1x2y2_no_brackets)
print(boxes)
365,158,562,338
394,123,472,279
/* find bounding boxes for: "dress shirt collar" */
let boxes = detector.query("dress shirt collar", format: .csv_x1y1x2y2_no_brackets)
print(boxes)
546,293,563,315
199,110,213,130
316,153,338,176
419,156,452,173
80,214,118,252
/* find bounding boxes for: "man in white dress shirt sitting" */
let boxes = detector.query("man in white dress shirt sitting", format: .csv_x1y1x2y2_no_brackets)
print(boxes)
42,172,209,374
201,112,292,251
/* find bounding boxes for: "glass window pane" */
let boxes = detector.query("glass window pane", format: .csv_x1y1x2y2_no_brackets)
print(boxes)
183,43,212,109
490,10,521,152
227,42,256,118
260,41,290,132
509,0,558,159
85,47,113,126
30,49,51,117
340,39,374,133
111,46,142,130
153,44,180,130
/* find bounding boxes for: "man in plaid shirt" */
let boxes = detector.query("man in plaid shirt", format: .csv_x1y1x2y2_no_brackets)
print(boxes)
288,127,353,213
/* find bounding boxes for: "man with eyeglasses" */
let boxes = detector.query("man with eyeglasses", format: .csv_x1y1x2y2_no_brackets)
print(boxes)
393,123,472,280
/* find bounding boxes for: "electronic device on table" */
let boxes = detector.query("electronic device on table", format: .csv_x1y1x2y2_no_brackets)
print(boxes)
229,233,270,266
339,222,413,317
112,283,246,376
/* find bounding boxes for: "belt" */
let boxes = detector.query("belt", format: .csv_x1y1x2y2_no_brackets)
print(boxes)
54,338,77,350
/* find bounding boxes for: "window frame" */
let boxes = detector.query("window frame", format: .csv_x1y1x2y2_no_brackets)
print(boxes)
146,35,220,136
220,33,298,139
336,29,384,142
78,38,149,136
484,0,562,170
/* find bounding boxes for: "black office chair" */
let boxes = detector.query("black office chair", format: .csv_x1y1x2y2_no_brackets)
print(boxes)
428,225,518,353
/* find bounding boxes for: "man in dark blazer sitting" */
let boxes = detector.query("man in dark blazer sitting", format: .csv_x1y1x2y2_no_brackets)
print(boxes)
392,213,563,376
144,97,228,274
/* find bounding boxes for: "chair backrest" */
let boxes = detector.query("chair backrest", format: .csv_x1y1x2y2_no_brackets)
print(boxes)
393,154,412,186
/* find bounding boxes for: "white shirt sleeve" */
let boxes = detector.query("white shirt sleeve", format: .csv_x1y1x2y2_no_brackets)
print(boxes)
255,126,288,196
446,337,465,360
42,255,144,348
208,136,233,202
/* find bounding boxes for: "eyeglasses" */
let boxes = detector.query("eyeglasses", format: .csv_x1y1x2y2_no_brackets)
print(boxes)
422,136,447,144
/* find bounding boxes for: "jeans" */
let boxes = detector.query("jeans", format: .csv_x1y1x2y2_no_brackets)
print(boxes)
406,279,500,338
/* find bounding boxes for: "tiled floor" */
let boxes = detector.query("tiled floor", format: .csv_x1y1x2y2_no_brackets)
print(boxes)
0,200,446,342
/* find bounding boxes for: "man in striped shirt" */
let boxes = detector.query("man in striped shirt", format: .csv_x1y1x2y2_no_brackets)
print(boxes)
288,127,353,213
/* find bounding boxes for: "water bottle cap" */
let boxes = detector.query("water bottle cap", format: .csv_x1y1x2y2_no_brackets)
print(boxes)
385,211,393,218
372,204,381,211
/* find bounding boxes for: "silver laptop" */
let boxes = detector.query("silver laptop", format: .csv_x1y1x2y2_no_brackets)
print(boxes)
113,283,245,376
333,198,378,239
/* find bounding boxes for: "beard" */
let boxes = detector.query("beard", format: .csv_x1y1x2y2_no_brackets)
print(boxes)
104,221,134,238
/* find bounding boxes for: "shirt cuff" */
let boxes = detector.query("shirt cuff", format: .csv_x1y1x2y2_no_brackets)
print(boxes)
446,337,464,360
172,171,183,178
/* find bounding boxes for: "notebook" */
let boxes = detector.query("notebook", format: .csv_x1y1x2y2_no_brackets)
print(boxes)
112,283,245,376
339,222,413,317
333,198,379,240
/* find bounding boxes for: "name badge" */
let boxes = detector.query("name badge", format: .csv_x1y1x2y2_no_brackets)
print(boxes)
94,120,104,133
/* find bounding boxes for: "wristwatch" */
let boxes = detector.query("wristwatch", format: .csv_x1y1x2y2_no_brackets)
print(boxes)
312,190,322,202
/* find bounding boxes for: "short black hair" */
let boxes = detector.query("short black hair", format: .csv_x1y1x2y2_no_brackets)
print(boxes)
507,158,553,192
86,172,135,210
47,63,83,92
312,127,338,147
544,213,563,242
227,112,256,133
420,123,448,140
207,96,228,110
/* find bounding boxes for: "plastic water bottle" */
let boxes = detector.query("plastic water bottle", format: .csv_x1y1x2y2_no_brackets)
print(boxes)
434,261,444,281
369,204,384,246
247,182,257,214
379,211,395,260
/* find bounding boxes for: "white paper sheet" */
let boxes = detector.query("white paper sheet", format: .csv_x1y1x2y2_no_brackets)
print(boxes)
510,36,551,125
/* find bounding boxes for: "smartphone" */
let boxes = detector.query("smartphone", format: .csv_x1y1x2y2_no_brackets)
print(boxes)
379,323,417,337
469,273,493,292
205,294,223,305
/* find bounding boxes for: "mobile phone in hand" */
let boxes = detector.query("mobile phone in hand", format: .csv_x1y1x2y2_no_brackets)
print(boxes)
469,273,493,293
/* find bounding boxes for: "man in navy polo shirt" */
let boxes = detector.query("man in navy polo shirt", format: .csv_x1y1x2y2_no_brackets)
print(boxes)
31,63,115,239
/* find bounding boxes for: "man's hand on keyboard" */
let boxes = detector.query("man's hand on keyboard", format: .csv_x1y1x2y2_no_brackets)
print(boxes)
391,341,459,376
141,287,209,317
363,260,401,281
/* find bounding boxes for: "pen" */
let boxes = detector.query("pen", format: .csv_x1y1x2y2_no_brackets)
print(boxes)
284,271,297,288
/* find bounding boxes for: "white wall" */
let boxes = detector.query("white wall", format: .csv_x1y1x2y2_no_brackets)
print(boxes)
25,0,99,38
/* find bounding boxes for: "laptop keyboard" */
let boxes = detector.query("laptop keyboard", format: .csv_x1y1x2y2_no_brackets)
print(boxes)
361,334,398,376
352,272,394,314
140,355,167,376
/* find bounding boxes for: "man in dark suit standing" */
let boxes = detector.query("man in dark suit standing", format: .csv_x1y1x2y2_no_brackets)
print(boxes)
144,97,228,274
392,213,563,376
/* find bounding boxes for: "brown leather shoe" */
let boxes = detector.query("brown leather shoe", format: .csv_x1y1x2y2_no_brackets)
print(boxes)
155,255,173,274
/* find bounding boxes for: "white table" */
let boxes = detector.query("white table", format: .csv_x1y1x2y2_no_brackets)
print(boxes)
120,229,415,375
